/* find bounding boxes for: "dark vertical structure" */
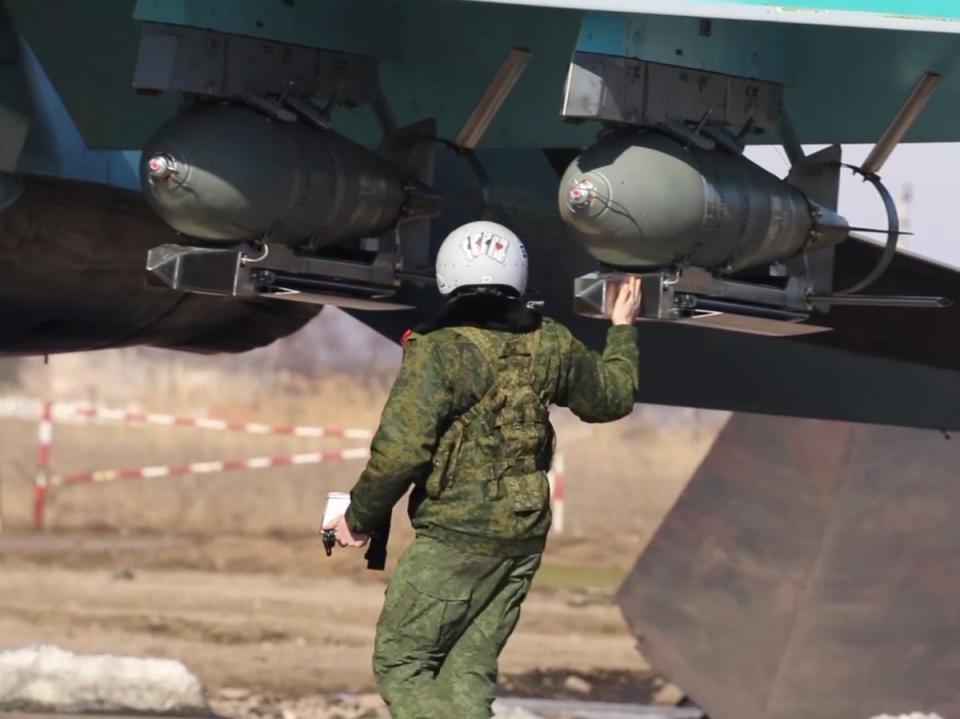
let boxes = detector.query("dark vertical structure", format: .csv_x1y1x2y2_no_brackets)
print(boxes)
619,413,960,719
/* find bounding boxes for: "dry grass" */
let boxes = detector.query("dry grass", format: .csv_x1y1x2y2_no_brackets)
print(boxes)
0,373,390,534
0,310,726,565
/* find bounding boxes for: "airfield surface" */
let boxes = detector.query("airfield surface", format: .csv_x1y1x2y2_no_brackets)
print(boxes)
0,531,669,714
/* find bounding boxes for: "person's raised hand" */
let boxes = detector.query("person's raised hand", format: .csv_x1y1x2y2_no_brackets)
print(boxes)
323,515,369,548
611,276,643,326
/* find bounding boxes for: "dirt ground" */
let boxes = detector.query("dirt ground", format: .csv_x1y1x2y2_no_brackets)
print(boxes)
0,531,663,706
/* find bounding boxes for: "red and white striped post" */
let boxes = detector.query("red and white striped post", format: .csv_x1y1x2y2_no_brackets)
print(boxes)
34,400,54,530
548,453,565,534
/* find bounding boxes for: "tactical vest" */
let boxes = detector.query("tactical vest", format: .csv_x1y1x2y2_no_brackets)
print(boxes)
413,326,555,550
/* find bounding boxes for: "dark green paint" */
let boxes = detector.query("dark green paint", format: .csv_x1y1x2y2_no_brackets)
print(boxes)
7,0,960,150
134,0,403,59
579,11,799,83
135,0,591,149
4,0,177,149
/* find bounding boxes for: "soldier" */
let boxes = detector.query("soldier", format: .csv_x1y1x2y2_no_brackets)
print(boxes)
323,220,641,719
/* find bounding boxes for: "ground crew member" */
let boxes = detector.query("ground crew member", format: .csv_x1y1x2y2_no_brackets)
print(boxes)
323,220,641,719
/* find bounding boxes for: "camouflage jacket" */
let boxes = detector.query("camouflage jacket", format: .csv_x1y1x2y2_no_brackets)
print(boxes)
345,298,639,556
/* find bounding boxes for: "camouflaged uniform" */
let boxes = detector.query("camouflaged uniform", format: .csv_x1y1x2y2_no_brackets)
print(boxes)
344,301,638,719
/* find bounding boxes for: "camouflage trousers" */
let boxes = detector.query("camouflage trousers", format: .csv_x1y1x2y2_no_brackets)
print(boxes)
372,534,542,719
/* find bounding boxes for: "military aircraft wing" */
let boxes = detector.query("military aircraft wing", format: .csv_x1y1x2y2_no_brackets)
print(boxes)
4,0,960,416
465,0,960,33
6,0,960,150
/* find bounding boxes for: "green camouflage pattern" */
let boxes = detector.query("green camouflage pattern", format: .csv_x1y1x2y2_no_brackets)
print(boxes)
373,534,541,719
413,324,556,555
345,319,639,555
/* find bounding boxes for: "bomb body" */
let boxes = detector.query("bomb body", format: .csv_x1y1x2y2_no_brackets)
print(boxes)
141,105,406,245
559,131,847,273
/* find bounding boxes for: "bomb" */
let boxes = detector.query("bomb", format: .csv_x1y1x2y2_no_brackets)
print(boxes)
558,130,848,274
141,105,410,245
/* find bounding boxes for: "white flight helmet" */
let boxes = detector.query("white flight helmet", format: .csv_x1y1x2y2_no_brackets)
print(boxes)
435,221,528,296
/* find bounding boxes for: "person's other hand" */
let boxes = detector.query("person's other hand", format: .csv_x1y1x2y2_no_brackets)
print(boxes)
611,276,643,326
323,515,369,548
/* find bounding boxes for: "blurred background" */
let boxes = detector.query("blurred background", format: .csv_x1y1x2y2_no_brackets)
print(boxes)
0,307,727,544
0,309,728,712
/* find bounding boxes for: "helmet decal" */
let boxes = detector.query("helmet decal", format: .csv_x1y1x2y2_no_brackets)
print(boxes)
459,231,509,263
436,221,527,295
486,234,509,264
460,232,483,260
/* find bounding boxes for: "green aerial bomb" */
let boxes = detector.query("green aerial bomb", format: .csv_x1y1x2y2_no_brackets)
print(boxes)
558,130,850,274
140,104,411,245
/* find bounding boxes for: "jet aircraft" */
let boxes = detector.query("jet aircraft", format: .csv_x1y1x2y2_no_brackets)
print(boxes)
3,2,960,718
2,0,960,426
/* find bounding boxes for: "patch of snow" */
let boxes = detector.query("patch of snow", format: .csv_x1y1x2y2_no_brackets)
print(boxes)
0,644,209,714
492,702,545,719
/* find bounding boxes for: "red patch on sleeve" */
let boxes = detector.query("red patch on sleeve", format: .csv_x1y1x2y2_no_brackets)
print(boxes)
400,329,414,346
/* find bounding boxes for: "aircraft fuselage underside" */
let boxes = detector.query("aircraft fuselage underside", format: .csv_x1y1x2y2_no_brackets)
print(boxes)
2,0,960,429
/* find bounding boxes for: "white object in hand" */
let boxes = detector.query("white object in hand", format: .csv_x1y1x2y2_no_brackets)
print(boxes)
322,491,351,528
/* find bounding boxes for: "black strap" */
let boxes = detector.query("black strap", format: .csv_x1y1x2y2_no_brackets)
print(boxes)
364,515,390,571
